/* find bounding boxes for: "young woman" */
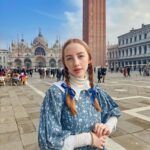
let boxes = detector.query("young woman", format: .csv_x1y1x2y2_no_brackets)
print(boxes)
38,39,121,150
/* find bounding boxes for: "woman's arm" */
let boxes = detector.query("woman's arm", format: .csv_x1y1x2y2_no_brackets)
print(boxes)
62,132,107,150
94,116,118,137
38,86,71,150
62,132,92,150
105,116,118,133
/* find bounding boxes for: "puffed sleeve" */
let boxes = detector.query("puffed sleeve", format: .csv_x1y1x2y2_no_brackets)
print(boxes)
96,86,121,123
38,85,71,150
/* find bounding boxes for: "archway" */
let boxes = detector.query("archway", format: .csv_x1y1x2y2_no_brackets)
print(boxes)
24,58,32,69
34,47,46,56
58,59,62,68
14,59,22,68
49,59,56,68
35,56,46,68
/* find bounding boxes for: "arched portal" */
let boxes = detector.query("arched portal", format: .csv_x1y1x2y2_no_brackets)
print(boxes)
58,59,62,68
49,59,56,68
35,56,46,68
24,58,32,69
14,59,22,68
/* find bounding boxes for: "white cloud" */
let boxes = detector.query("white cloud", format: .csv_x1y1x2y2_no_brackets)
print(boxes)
68,0,82,9
107,0,150,44
60,0,82,42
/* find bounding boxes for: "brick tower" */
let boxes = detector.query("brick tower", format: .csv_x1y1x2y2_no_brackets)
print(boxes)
83,0,106,66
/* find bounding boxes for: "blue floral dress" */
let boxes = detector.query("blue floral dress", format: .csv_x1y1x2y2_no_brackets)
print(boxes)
38,81,121,150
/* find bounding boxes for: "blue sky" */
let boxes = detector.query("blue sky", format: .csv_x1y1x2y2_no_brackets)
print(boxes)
0,0,150,49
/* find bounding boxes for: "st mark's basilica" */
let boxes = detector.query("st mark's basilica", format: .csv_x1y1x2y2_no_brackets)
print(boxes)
9,30,62,69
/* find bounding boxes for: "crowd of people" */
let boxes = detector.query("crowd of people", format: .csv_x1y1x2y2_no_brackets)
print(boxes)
0,67,30,86
37,68,65,81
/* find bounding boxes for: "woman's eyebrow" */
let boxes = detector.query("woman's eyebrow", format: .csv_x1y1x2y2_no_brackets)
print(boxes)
65,52,85,58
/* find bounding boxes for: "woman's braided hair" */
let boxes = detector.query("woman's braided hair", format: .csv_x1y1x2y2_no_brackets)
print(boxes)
62,39,101,115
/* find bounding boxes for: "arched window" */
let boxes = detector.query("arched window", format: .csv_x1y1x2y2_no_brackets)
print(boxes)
35,47,46,56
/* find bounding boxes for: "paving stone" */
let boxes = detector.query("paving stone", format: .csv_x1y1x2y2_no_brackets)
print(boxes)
0,98,11,106
18,122,36,134
32,119,39,131
21,132,37,146
24,143,40,150
133,130,150,145
110,128,126,138
117,120,143,133
0,111,14,119
127,117,150,130
0,141,23,150
0,123,18,134
118,112,134,121
105,137,126,150
25,107,40,114
0,117,15,124
29,112,40,119
113,134,150,150
138,109,150,117
13,105,29,119
16,117,31,125
0,132,20,145
23,103,39,108
0,106,13,112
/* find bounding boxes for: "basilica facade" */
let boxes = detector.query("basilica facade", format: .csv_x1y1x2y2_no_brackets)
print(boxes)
9,31,62,69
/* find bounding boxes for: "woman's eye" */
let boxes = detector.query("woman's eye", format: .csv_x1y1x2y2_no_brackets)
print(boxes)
66,58,72,61
79,55,84,58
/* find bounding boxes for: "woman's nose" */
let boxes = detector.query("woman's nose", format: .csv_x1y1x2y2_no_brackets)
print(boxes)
73,57,79,66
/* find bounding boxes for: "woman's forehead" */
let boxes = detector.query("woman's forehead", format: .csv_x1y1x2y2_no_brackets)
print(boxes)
64,43,87,54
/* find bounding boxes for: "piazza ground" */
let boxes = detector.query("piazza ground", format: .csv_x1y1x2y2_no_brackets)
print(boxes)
0,71,150,150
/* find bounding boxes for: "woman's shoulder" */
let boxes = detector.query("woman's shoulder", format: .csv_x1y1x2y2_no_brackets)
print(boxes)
47,80,65,94
43,81,66,106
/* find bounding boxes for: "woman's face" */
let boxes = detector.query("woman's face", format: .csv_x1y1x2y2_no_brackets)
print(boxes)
64,43,90,78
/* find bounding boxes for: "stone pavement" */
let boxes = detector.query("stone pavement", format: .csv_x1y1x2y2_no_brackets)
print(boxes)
0,71,150,150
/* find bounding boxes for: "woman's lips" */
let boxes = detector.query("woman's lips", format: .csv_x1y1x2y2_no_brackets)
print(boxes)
73,68,82,73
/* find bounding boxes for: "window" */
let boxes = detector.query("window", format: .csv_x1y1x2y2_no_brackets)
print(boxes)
139,34,141,40
144,33,147,39
110,52,111,58
35,47,46,56
3,56,5,63
126,49,128,56
144,45,147,54
134,47,137,55
119,40,121,46
139,46,141,54
119,50,121,57
130,38,132,43
122,50,124,57
134,36,137,42
126,39,128,44
130,48,132,55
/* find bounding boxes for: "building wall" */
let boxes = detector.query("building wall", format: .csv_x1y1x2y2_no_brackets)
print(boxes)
107,24,150,71
0,49,9,68
83,0,106,67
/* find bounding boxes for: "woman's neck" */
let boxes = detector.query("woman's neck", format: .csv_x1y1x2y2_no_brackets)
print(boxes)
69,74,90,90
